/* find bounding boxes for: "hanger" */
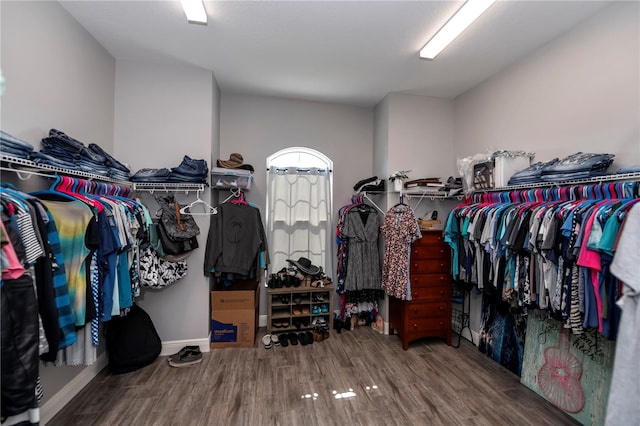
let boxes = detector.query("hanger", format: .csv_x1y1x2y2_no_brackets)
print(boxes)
180,190,217,215
230,188,249,205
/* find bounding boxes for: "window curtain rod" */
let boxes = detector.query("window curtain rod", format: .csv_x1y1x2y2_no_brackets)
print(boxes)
267,166,331,175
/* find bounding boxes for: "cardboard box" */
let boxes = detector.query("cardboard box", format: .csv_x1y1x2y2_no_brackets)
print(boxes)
210,280,260,348
210,310,257,347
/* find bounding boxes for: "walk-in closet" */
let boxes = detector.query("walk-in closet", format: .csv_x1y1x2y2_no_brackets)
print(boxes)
1,1,638,425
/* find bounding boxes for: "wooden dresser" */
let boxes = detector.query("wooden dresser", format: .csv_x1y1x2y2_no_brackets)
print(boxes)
389,230,452,350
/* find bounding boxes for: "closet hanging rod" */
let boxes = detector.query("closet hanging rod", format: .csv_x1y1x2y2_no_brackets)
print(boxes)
132,182,206,194
1,154,131,185
475,171,640,193
0,166,56,181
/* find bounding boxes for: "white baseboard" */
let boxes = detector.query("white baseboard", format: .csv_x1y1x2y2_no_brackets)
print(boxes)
160,337,211,356
259,314,267,328
41,352,108,425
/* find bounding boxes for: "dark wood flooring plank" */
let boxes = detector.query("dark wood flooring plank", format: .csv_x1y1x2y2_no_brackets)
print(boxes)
48,327,581,426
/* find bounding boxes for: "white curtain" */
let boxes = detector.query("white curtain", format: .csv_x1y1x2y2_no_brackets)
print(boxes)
267,166,332,274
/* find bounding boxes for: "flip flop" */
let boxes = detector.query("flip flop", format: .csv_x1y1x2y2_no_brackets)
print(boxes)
280,334,289,347
262,334,272,349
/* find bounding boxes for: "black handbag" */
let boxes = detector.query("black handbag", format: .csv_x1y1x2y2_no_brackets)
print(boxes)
155,194,200,241
154,219,199,255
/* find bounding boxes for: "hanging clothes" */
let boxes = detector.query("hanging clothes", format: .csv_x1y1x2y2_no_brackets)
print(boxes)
204,193,268,282
445,181,640,342
380,203,421,300
341,203,383,302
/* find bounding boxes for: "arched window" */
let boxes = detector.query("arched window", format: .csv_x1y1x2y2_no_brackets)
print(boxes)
266,147,333,276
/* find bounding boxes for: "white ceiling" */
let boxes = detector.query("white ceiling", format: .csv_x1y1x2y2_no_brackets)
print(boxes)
60,0,611,107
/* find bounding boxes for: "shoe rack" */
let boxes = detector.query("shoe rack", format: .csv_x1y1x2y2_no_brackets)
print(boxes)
267,284,335,333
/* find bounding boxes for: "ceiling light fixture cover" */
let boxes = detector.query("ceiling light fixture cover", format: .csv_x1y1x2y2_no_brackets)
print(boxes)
180,0,208,25
420,0,496,60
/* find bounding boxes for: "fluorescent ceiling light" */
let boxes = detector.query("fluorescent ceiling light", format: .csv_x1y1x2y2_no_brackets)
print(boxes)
419,0,496,60
180,0,208,25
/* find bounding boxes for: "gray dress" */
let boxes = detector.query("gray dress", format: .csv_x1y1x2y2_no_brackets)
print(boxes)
342,207,381,291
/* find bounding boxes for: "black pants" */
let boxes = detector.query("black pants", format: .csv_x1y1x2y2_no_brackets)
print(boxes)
1,273,39,419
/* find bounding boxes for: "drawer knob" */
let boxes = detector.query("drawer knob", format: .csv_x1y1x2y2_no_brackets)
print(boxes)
413,323,418,328
439,321,444,327
439,290,444,295
412,308,418,313
413,292,418,298
440,276,444,281
439,306,444,311
440,249,444,254
440,263,444,268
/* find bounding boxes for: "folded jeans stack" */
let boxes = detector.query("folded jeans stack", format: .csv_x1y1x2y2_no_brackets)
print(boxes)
131,156,208,184
0,130,35,160
168,155,208,183
540,152,614,182
31,129,131,178
508,153,615,185
507,159,559,186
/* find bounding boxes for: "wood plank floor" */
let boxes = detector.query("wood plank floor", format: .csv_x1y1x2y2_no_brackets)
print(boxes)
48,327,580,426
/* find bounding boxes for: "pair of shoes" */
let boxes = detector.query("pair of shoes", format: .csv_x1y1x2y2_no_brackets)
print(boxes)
371,315,384,334
267,274,282,288
298,331,314,345
310,279,324,288
279,333,289,347
320,304,329,314
288,332,299,346
272,319,290,328
333,317,349,334
312,294,324,302
168,346,202,368
262,334,273,349
279,295,290,304
312,305,320,314
293,317,310,329
313,328,330,342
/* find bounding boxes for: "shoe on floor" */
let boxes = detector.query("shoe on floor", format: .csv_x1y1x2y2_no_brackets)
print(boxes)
168,347,203,368
168,345,201,363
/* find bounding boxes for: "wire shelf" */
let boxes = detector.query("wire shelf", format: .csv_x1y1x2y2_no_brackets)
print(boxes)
132,182,206,194
1,154,132,185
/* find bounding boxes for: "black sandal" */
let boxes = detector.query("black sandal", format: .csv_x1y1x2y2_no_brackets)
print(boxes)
288,332,299,345
279,334,289,347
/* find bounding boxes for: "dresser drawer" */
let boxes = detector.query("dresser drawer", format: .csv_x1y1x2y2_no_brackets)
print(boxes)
411,244,449,260
408,285,450,301
406,301,449,319
414,232,446,247
410,259,449,273
405,317,449,335
410,273,450,287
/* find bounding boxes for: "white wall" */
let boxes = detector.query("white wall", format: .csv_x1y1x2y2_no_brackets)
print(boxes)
114,60,216,342
453,1,640,335
0,0,115,150
455,1,640,169
220,92,374,315
385,93,457,222
0,0,117,412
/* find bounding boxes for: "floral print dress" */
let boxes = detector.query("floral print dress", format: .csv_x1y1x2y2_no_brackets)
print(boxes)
381,204,421,300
